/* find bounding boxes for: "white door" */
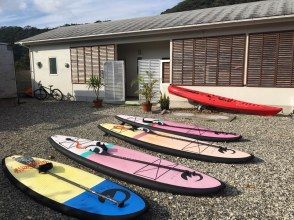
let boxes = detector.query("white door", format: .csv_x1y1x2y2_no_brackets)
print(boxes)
104,61,125,103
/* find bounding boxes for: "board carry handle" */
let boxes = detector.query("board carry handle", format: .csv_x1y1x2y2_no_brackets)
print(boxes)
143,118,164,125
137,127,151,133
14,157,124,208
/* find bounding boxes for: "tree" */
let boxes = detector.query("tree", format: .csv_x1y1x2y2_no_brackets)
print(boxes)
0,26,49,70
162,0,264,14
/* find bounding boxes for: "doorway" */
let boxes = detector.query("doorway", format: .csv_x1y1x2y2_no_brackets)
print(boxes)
117,41,170,100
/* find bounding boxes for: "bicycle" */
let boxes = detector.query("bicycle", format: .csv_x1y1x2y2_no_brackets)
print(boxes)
64,92,75,101
33,82,63,101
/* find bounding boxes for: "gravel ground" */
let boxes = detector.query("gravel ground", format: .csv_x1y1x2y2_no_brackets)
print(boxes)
0,98,293,220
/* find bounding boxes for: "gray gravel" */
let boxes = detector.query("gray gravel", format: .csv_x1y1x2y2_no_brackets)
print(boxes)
0,98,293,220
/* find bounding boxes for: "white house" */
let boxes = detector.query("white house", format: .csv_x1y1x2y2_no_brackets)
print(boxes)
18,0,294,114
0,43,17,106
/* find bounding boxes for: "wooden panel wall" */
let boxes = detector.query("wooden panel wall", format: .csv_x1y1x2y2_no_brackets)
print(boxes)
70,44,115,84
172,35,246,86
247,31,294,88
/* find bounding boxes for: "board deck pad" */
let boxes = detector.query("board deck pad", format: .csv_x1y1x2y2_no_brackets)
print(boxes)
116,115,242,142
49,135,225,195
99,123,254,163
2,155,147,220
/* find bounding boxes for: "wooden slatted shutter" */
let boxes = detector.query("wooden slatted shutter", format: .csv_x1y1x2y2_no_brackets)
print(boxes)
183,39,194,85
205,37,218,85
70,48,78,83
84,47,92,82
77,47,85,83
194,38,206,85
218,36,232,86
162,62,170,83
99,46,107,75
92,46,99,77
247,34,263,86
231,35,245,86
172,34,245,86
107,45,115,60
70,44,116,84
247,31,294,88
277,32,294,87
172,40,184,84
262,33,277,87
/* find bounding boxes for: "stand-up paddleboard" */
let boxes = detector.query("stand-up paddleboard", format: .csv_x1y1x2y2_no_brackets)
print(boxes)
116,115,242,142
98,124,254,163
3,155,147,220
49,135,225,195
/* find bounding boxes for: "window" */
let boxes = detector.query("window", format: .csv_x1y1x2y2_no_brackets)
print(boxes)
49,58,57,75
247,31,294,88
70,45,116,84
172,35,246,86
162,62,170,83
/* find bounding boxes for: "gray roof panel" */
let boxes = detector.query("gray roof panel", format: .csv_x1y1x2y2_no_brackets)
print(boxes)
19,0,294,44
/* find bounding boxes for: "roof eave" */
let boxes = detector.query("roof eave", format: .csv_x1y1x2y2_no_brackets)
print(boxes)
17,14,294,46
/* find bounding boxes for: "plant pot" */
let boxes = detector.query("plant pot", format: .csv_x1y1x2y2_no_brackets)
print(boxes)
142,102,152,112
93,99,103,108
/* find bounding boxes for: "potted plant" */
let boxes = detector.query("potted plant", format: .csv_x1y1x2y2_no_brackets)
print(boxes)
132,71,158,112
159,92,170,110
88,75,103,108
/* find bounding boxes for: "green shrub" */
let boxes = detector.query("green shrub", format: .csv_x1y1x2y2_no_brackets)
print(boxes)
159,93,170,110
131,71,158,104
87,75,103,101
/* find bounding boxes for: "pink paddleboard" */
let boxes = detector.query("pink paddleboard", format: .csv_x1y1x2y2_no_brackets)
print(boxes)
49,135,225,195
116,115,242,142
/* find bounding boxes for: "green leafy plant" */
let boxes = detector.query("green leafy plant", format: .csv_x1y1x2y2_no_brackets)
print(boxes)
159,92,170,110
87,75,103,101
131,71,158,104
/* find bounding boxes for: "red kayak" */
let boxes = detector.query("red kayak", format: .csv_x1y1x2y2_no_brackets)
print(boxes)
168,85,282,116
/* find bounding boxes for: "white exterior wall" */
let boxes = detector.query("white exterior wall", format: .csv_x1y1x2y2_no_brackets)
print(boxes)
30,42,169,101
30,44,99,101
28,21,294,114
0,44,17,99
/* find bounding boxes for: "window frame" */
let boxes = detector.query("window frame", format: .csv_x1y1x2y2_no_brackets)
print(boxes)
161,60,171,84
48,57,58,75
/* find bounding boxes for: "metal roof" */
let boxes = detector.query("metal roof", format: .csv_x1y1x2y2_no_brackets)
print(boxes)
19,0,294,45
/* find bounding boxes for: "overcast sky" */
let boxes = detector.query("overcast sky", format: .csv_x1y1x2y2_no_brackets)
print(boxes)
0,0,181,28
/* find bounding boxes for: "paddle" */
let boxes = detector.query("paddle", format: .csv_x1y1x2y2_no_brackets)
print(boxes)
15,156,125,207
65,138,203,181
142,118,235,135
135,127,235,154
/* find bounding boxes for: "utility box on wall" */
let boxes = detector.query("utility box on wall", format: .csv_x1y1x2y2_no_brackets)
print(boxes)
0,43,17,107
